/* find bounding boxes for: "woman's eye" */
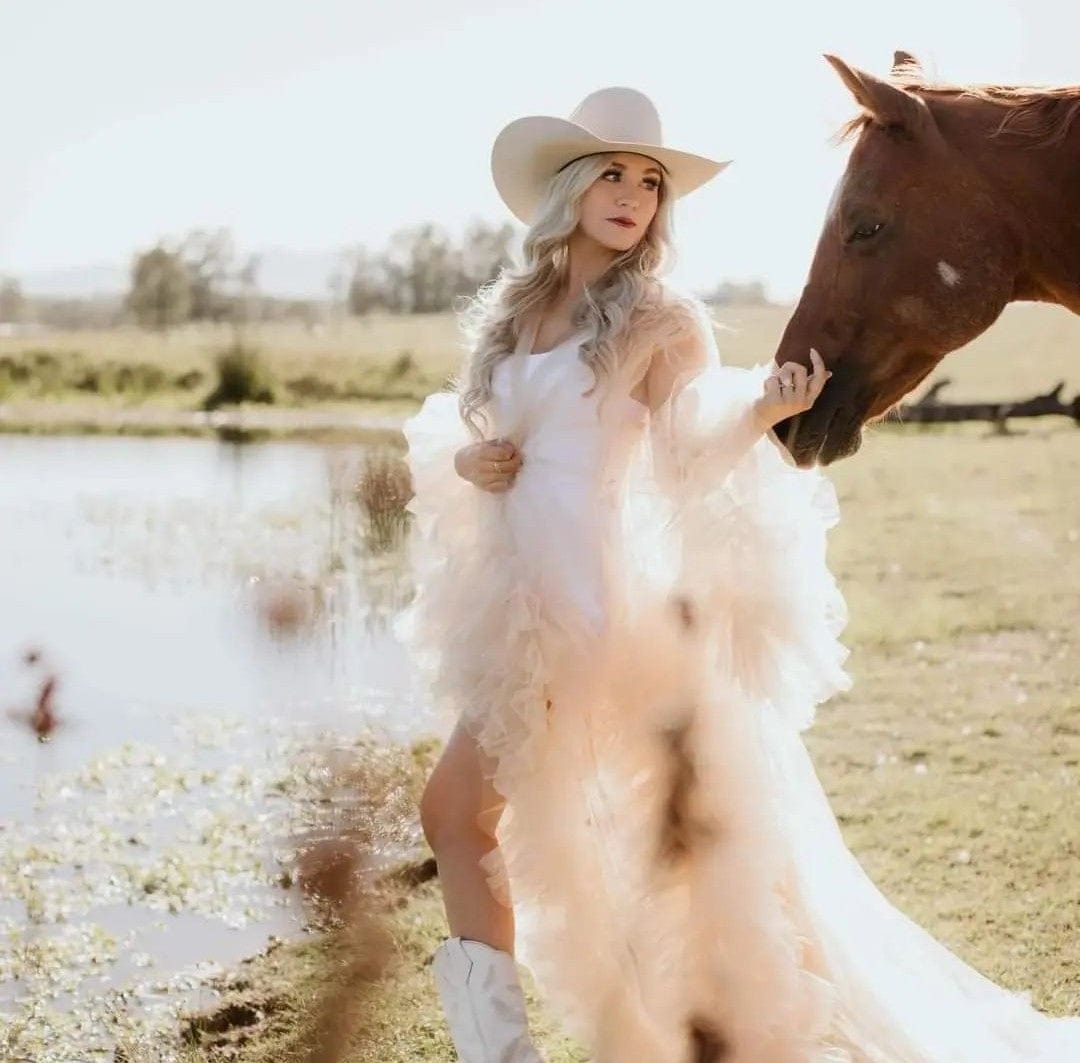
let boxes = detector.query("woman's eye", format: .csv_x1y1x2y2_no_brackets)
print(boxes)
848,221,885,243
605,170,659,192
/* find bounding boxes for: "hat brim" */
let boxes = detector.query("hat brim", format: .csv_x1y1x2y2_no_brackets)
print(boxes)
491,114,731,226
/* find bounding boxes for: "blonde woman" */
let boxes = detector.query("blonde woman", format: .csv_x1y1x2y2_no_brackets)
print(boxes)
396,87,1080,1063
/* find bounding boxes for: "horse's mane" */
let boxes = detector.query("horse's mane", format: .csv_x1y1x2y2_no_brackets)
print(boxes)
838,63,1080,147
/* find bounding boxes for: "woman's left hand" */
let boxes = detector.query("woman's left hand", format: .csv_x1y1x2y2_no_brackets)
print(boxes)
753,349,832,430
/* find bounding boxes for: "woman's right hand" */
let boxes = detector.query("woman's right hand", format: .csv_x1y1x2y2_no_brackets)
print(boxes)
454,438,523,493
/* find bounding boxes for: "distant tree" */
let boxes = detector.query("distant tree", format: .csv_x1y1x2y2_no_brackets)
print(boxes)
701,279,771,306
382,223,462,313
127,245,192,331
180,227,236,322
343,244,386,316
230,252,263,340
457,220,515,296
0,276,25,323
333,221,513,317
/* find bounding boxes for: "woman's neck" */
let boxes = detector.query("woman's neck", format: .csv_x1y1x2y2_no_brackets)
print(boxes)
563,231,619,300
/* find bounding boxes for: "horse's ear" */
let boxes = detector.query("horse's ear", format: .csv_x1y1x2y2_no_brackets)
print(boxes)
891,50,922,79
825,54,926,134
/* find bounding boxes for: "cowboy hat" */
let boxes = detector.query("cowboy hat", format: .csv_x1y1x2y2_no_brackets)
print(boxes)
490,85,731,226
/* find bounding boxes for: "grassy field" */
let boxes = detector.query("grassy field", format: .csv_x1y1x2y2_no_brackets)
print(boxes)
154,304,1080,1061
3,303,1075,1059
1,300,1078,427
0,314,461,418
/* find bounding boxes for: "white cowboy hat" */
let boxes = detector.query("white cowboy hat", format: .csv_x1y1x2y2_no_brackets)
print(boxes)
490,85,731,226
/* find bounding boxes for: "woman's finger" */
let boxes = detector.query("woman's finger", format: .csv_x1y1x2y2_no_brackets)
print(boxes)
480,470,517,491
804,351,831,404
784,362,808,385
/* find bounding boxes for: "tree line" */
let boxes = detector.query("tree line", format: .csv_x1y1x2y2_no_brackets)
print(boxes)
0,222,770,333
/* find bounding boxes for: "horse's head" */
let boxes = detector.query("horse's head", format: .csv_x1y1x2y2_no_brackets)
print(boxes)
774,52,1021,466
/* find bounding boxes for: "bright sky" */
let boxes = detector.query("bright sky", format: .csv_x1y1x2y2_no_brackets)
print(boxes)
0,0,1075,301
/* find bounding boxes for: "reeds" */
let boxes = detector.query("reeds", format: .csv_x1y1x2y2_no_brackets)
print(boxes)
354,448,411,554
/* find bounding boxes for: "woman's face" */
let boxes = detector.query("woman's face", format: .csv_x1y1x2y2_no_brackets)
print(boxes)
576,151,663,252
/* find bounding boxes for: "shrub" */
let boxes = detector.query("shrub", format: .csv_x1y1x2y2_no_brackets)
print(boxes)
202,342,276,410
387,350,416,379
174,369,205,391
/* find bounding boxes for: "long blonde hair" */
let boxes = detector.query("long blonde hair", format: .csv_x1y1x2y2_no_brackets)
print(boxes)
455,151,701,438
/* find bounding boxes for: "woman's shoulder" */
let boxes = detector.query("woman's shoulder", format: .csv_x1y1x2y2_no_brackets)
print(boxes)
630,283,717,354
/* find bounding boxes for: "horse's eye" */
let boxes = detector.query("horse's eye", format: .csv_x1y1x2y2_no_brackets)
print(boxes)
848,221,885,243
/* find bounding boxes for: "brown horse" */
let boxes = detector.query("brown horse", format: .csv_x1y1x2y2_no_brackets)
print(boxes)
773,51,1080,467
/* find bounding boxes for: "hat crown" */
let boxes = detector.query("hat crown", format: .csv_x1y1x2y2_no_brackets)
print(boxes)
568,86,663,145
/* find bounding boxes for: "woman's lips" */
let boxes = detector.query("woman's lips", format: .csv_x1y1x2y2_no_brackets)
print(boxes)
607,218,636,229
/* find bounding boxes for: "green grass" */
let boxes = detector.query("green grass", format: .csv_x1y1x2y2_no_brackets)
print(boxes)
0,314,462,416
2,301,1078,423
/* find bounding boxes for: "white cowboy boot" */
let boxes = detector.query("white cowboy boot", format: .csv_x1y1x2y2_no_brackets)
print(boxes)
432,936,544,1062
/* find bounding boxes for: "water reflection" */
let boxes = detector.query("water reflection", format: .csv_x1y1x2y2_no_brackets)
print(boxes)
1,435,420,780
0,433,433,1055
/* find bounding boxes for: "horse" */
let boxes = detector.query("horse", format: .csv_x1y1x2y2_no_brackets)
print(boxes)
773,50,1080,467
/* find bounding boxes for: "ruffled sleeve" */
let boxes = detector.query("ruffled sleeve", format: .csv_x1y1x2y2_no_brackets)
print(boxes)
638,302,852,732
397,390,477,554
391,390,486,724
393,387,559,804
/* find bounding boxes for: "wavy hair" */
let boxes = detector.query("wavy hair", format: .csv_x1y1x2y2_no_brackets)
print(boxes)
454,151,700,438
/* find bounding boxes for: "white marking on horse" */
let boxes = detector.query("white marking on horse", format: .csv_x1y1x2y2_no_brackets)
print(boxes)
937,261,961,287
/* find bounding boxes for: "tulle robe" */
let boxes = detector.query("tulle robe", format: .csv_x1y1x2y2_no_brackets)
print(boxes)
393,296,1080,1062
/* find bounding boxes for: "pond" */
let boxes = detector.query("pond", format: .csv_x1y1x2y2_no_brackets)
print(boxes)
0,433,434,1059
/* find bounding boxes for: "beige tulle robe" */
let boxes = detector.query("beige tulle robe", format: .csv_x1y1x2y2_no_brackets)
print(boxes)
394,295,1080,1062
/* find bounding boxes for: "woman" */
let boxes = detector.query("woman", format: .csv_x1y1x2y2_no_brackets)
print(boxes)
396,87,1080,1062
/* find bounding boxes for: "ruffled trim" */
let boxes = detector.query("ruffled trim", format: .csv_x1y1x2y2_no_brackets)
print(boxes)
620,358,852,733
395,365,857,1057
394,386,555,801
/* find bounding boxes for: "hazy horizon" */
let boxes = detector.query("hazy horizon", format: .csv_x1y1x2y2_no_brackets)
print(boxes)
1,0,1076,302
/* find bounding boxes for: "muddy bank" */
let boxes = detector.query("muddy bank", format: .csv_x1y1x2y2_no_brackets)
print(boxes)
0,399,408,444
176,860,587,1063
0,726,443,1063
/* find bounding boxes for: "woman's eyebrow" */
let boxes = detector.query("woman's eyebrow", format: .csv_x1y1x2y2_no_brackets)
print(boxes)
609,162,663,178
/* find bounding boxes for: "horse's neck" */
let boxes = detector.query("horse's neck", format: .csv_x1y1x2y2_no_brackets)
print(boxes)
967,104,1080,313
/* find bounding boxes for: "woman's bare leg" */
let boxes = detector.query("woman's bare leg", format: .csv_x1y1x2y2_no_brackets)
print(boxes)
420,717,514,954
